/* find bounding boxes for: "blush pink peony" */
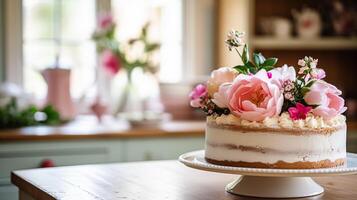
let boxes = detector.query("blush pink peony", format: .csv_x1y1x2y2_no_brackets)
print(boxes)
304,80,346,119
269,65,296,88
228,70,284,121
207,67,237,96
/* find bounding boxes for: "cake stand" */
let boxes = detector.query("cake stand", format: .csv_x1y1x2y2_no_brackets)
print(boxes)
179,150,357,198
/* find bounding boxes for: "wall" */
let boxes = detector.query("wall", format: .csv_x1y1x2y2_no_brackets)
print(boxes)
0,0,4,82
216,0,251,67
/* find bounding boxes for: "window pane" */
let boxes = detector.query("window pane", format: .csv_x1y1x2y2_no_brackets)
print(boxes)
61,0,96,40
23,0,55,40
112,0,183,83
23,0,97,99
23,41,56,98
61,42,97,98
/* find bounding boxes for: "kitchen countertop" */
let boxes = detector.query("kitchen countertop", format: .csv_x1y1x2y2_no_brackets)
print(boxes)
0,116,205,141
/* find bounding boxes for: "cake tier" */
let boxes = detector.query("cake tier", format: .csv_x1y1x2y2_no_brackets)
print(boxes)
205,122,346,169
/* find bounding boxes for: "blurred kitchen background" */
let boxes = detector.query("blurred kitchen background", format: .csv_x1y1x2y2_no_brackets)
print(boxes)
0,0,356,199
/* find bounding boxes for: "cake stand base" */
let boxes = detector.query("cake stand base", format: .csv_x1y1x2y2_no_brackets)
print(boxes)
225,176,324,198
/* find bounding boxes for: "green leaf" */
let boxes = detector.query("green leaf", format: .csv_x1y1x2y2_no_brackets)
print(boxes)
301,87,310,96
305,80,315,88
145,43,160,52
253,53,265,67
233,65,248,74
262,58,278,67
242,44,249,64
245,61,256,73
262,65,274,71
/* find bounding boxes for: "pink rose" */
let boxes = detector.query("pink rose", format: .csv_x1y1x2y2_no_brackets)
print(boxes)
228,70,284,121
304,80,347,119
207,67,237,96
189,84,207,108
101,50,121,75
98,14,114,30
212,83,231,108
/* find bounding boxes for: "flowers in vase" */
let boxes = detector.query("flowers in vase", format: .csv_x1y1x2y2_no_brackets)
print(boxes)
92,13,160,77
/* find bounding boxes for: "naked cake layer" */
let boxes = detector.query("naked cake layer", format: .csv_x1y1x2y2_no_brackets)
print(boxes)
205,157,346,169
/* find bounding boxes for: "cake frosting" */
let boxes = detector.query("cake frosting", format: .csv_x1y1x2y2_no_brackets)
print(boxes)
205,113,346,168
211,113,346,130
189,29,347,169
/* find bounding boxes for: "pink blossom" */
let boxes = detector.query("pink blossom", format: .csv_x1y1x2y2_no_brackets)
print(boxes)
310,68,326,80
267,72,272,79
227,70,284,121
207,67,237,96
288,103,312,120
269,65,296,88
101,50,121,75
98,14,114,30
212,83,231,108
304,80,347,119
189,84,207,108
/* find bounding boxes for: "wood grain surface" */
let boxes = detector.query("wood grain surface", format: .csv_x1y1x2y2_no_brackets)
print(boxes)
11,161,357,200
0,116,205,141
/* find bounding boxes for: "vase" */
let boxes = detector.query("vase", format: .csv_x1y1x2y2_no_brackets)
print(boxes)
42,68,76,120
113,68,164,124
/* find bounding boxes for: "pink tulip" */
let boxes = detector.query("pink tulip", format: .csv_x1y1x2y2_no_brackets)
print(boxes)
189,84,207,108
228,70,284,121
304,80,347,119
288,103,312,120
101,50,121,76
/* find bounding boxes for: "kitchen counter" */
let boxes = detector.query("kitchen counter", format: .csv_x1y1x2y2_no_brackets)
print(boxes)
0,116,205,141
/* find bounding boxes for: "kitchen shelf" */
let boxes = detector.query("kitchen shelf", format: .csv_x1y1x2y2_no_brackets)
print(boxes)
251,37,357,50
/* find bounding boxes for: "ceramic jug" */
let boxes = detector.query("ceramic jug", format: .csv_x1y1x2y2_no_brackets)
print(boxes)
42,68,76,120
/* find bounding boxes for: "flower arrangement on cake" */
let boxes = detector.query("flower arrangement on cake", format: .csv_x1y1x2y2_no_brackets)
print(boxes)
191,30,348,169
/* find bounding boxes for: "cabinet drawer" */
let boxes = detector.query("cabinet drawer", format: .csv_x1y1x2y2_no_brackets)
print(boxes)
0,144,110,178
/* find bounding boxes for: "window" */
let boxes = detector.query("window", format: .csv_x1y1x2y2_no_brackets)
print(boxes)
22,0,97,99
5,0,212,101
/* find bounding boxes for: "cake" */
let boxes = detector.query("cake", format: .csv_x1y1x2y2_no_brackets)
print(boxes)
189,30,347,169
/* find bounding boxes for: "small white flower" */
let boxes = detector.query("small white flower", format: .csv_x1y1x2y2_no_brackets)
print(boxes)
284,92,294,101
298,59,306,67
298,66,309,74
284,84,294,91
310,59,318,68
283,80,294,92
225,30,245,49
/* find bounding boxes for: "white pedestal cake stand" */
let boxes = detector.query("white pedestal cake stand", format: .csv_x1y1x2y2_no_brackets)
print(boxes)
179,150,357,198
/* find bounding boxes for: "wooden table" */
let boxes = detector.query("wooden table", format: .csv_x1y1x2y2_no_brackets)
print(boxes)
11,161,357,200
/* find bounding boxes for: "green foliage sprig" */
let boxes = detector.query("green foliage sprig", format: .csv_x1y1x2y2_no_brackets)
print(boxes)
225,30,278,74
0,98,61,129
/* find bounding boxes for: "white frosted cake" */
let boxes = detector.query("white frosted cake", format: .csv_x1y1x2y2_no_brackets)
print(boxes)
205,114,346,169
189,30,347,169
